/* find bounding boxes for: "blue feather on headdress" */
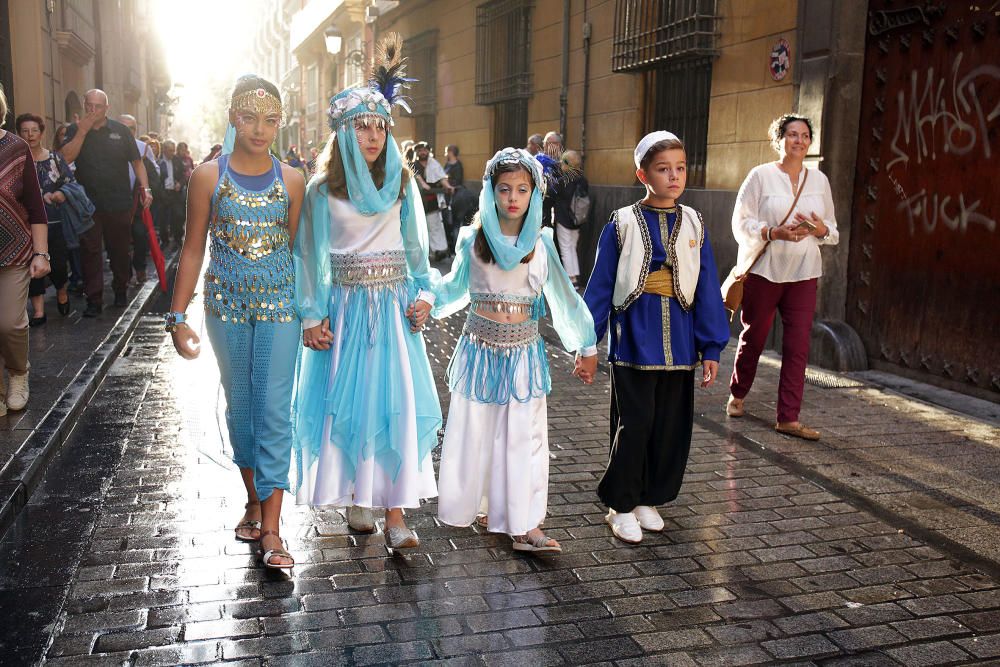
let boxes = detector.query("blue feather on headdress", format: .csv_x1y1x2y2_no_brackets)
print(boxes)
370,33,417,114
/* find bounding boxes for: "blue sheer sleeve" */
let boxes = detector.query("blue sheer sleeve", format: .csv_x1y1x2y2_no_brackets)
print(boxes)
400,177,440,299
293,178,332,329
540,228,597,356
431,225,475,319
693,226,731,362
582,217,619,345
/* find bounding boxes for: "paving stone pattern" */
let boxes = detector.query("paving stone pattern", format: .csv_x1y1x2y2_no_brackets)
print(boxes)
3,302,1000,665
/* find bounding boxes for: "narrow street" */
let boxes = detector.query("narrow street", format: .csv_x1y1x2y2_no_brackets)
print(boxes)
2,289,999,666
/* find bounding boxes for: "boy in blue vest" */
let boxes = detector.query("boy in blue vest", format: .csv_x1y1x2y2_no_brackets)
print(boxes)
581,131,730,544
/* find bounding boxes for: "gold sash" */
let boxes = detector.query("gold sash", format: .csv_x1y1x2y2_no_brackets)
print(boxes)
642,267,674,297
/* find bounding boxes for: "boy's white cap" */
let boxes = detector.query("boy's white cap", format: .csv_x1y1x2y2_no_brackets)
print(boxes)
634,131,680,169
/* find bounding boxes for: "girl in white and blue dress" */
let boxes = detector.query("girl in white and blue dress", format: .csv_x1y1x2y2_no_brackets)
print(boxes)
292,36,441,549
433,148,598,554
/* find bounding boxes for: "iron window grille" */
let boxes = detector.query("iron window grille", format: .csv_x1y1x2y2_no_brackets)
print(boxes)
612,0,719,72
475,0,534,105
644,57,712,188
404,30,438,147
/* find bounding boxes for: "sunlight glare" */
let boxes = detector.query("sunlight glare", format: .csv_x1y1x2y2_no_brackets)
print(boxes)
151,0,266,156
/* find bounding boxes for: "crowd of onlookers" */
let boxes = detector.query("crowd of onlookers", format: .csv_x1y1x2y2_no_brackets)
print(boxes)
0,86,196,417
392,131,591,283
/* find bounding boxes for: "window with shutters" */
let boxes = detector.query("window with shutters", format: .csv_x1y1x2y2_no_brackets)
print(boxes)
404,30,438,148
476,0,533,151
613,0,719,187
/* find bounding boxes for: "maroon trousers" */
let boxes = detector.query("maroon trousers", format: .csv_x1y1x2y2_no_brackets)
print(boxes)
729,274,817,423
79,209,133,305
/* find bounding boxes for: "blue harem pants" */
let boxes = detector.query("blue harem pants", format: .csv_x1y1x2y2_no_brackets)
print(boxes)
205,315,300,502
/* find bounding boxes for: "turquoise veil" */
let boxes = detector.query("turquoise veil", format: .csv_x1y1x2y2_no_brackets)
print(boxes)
479,148,546,271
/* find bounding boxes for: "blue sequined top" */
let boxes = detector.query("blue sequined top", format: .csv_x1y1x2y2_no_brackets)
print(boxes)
204,155,296,324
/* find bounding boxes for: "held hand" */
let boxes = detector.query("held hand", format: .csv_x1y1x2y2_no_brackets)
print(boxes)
573,354,598,385
406,300,431,333
303,319,333,351
51,191,66,204
29,255,51,280
42,193,53,205
701,360,719,388
141,189,154,209
171,325,201,360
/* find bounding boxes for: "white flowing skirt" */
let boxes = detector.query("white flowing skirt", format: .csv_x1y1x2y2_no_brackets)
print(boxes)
437,391,549,536
295,300,438,509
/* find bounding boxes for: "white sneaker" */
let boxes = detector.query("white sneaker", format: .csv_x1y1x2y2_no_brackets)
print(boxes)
346,505,375,532
633,505,665,532
6,371,28,411
605,510,643,544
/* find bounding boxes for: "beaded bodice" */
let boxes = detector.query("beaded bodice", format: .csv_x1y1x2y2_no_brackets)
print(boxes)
204,158,296,324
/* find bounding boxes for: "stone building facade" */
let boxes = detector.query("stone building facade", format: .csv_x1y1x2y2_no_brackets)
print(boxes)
2,0,170,139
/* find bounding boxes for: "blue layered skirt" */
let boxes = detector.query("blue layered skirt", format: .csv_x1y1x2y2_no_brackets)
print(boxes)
293,251,442,508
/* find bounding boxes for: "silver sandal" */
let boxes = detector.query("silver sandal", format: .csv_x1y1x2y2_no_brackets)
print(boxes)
512,532,561,554
258,530,295,570
385,525,419,549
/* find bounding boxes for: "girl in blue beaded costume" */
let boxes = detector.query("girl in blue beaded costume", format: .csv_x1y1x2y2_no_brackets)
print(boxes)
168,75,306,569
432,148,598,554
292,35,441,550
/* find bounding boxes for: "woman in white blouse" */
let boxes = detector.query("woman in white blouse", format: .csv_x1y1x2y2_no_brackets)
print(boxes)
726,114,839,440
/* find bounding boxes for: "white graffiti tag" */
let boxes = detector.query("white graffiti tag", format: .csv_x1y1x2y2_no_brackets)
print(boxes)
888,53,1000,170
896,189,997,236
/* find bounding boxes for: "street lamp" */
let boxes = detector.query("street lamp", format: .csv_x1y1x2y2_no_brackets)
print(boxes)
324,26,342,55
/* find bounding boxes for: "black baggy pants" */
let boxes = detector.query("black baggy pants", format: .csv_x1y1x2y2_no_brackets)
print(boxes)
597,365,695,513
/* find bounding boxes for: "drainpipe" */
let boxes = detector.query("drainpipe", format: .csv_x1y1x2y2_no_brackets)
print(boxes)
581,0,591,165
559,0,570,140
45,1,57,124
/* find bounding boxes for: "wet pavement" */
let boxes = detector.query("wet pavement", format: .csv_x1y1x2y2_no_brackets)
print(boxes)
2,283,1000,665
0,257,169,537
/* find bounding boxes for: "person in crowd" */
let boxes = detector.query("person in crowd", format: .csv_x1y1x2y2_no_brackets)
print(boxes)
293,34,441,551
432,147,597,554
583,131,729,544
525,133,543,156
142,136,166,258
726,114,839,440
0,88,50,417
59,89,152,315
411,141,450,260
177,141,195,182
201,144,223,164
119,114,158,286
168,74,305,570
158,140,187,247
444,143,476,233
549,149,589,286
53,124,71,154
16,114,73,325
543,131,563,160
306,146,319,175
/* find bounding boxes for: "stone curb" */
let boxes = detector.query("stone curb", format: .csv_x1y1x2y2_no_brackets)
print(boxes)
0,268,172,540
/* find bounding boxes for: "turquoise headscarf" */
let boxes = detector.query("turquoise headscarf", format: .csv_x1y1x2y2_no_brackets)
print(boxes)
328,87,404,215
479,148,546,271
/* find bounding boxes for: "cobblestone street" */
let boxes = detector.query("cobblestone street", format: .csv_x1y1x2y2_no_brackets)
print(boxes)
2,299,1000,666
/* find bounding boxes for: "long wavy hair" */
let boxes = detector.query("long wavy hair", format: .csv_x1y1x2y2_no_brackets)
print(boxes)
316,128,410,201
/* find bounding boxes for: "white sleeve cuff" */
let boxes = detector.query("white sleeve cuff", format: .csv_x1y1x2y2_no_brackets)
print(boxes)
301,318,322,330
579,345,598,357
417,289,436,306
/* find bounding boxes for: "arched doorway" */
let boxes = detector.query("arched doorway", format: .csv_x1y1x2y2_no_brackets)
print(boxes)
64,91,81,124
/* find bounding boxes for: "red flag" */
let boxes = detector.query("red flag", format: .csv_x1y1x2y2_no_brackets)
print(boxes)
143,206,168,292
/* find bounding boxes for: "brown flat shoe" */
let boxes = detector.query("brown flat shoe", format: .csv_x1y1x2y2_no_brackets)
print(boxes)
775,422,821,441
726,396,744,418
